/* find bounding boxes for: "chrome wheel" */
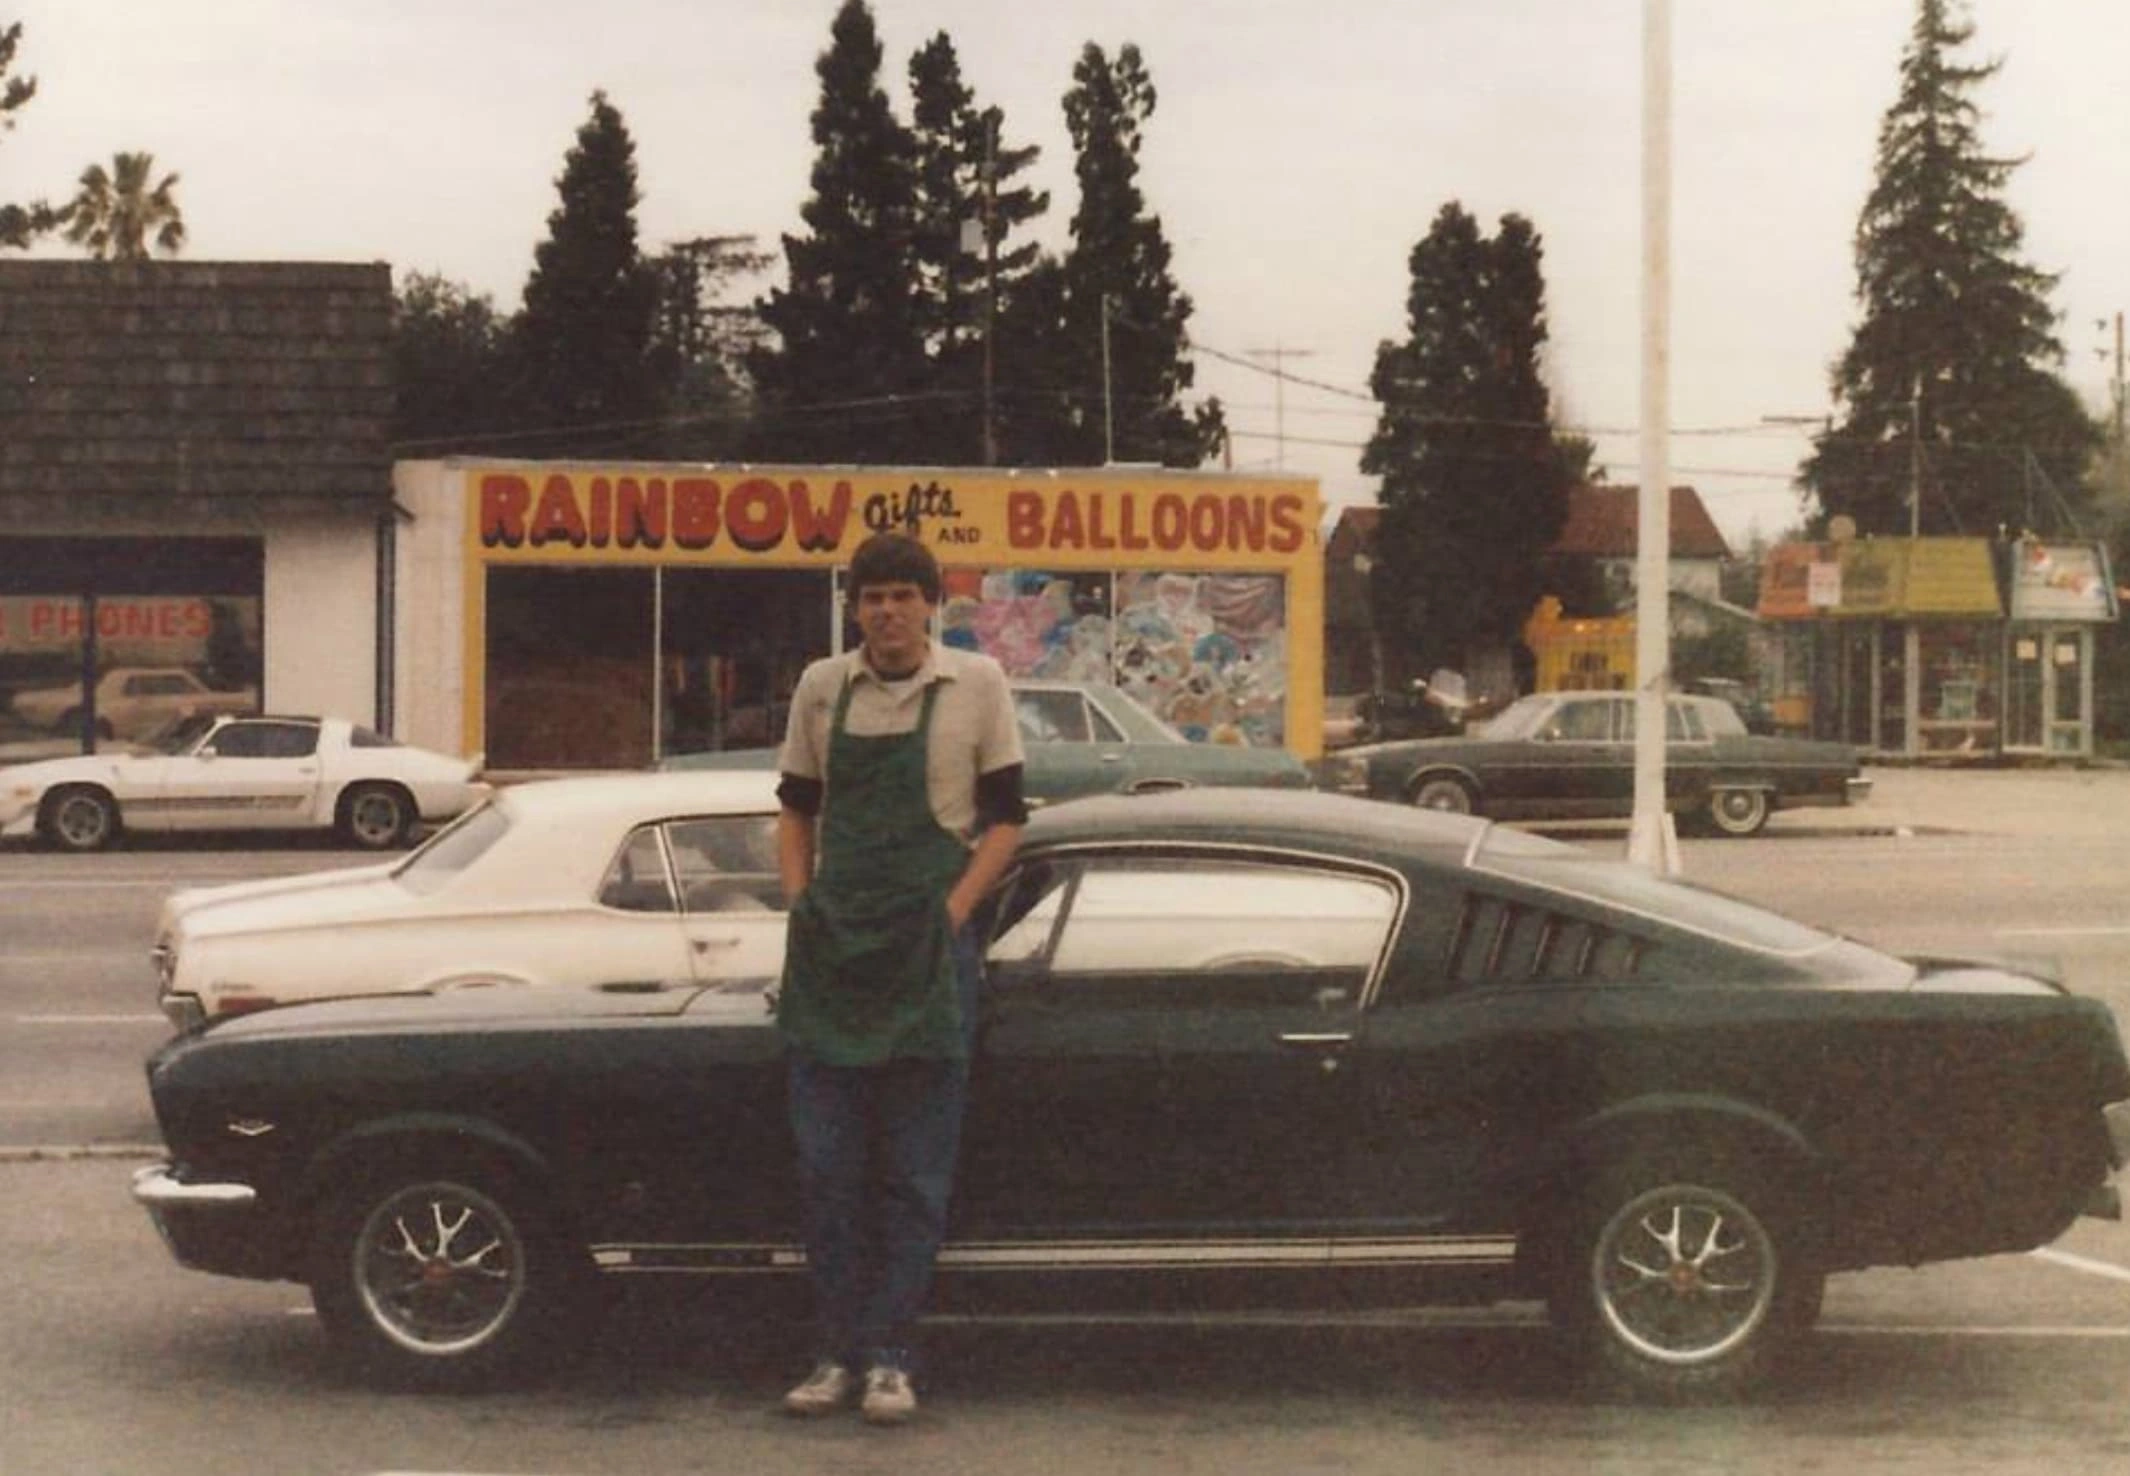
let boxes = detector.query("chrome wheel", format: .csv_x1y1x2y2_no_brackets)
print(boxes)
44,788,117,852
351,1179,527,1358
343,785,411,849
1412,776,1474,814
1707,788,1770,837
1591,1182,1777,1369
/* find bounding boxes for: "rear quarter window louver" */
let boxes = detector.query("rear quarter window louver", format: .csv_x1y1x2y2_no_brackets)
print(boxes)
1447,893,1644,985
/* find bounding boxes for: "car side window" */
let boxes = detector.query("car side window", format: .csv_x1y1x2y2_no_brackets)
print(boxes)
1015,689,1092,743
1083,700,1126,743
1669,700,1705,742
599,826,678,914
1543,700,1615,742
995,857,1399,1011
665,815,785,914
204,721,317,759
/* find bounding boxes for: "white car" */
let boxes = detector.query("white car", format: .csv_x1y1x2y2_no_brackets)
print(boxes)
10,665,257,740
0,714,484,853
153,770,787,1031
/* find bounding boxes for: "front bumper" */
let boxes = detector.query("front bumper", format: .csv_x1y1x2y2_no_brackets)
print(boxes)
132,1164,277,1278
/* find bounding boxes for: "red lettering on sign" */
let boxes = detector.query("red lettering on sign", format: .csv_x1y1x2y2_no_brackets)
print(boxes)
1084,493,1119,551
1048,491,1084,550
1225,494,1266,551
1189,496,1224,552
788,480,854,552
1117,493,1150,551
672,478,721,550
479,475,531,547
1006,490,1045,548
725,478,787,553
1151,494,1188,551
1269,494,1306,553
616,478,667,548
527,475,587,548
586,478,614,544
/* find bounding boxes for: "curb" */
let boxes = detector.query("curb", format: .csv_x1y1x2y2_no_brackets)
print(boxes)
0,1144,164,1163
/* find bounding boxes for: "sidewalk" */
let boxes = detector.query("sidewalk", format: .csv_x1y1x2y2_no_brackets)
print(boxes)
1772,762,2130,840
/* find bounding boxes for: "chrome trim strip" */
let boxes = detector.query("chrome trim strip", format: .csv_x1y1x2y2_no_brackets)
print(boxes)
587,1234,1519,1275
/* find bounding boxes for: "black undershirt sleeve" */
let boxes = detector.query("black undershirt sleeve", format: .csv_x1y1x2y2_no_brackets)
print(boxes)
977,763,1029,829
776,773,824,817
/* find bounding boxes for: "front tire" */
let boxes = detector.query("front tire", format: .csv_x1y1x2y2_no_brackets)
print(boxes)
39,786,119,852
1706,787,1771,838
1410,774,1476,815
1552,1160,1812,1400
338,783,414,849
309,1159,584,1389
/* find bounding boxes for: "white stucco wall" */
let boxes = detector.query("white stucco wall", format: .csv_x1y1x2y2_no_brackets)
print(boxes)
389,461,472,757
262,514,378,724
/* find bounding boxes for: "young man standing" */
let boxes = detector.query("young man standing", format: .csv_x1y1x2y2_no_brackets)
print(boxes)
773,532,1026,1425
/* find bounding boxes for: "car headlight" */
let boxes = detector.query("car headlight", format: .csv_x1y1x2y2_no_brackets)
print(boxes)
1316,754,1370,794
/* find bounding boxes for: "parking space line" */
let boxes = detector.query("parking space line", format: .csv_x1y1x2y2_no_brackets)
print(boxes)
2032,1246,2130,1284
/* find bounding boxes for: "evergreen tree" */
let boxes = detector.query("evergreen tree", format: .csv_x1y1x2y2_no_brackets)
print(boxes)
907,31,1047,463
1802,0,2098,536
0,21,55,249
750,0,929,464
1001,43,1222,468
513,90,662,455
648,233,772,460
390,272,515,453
1363,203,1571,677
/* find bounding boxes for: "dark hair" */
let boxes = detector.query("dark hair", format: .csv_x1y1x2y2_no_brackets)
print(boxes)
846,531,941,603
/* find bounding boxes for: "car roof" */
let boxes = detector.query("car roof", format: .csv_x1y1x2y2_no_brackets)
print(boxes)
1022,786,1499,871
494,767,782,825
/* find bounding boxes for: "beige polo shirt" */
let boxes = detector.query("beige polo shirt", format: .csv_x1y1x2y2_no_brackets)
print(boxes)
777,642,1024,841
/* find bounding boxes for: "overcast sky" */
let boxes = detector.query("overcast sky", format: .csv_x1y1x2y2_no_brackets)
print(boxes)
5,1,2125,545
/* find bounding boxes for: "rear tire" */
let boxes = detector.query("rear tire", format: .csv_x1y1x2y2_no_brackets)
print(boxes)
1549,1156,1813,1400
39,786,119,852
1410,774,1476,815
338,783,414,849
1706,788,1771,838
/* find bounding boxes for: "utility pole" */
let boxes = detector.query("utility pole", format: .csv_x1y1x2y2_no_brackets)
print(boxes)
1909,376,1923,538
1246,343,1316,469
980,112,998,467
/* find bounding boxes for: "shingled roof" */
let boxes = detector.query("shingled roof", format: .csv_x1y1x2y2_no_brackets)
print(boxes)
1551,484,1731,561
0,261,392,513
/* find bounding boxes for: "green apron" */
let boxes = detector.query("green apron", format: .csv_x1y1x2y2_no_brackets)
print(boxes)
777,674,971,1066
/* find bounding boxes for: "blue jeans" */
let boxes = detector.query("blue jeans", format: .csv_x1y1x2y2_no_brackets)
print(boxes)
788,925,981,1372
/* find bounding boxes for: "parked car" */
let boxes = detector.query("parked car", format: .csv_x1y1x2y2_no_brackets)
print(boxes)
134,788,2128,1398
1319,691,1869,837
0,714,483,854
8,665,256,740
662,677,1311,804
151,769,784,1032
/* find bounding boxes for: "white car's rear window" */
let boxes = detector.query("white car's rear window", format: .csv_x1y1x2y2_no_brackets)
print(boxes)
394,803,511,895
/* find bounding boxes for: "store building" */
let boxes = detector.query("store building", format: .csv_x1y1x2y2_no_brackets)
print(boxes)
1756,535,2117,759
391,461,1324,770
0,261,393,757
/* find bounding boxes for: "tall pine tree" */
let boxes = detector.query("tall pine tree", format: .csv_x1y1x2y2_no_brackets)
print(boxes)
512,90,663,455
1001,43,1221,468
1364,203,1570,678
1802,0,2097,536
649,233,771,460
751,0,929,464
907,31,1047,464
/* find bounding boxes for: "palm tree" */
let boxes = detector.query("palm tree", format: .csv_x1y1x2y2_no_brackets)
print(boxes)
60,151,185,259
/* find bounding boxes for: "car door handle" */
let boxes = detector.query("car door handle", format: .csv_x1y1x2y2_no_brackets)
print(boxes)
1278,1032,1352,1048
691,937,744,952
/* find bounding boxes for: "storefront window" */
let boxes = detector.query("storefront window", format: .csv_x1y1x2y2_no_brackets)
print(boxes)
1113,571,1287,746
1,535,263,759
484,567,654,770
1916,625,1999,755
658,569,833,758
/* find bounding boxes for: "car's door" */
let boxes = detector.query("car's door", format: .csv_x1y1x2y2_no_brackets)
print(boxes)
662,813,790,988
956,851,1399,1250
587,823,725,985
1489,694,1622,814
1011,686,1125,802
153,719,325,831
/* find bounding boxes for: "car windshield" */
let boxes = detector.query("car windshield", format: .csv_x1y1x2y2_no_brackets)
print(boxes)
392,801,511,895
1473,695,1554,741
153,713,222,754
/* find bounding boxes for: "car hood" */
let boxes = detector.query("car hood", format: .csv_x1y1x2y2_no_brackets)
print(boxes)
0,752,152,787
164,861,409,939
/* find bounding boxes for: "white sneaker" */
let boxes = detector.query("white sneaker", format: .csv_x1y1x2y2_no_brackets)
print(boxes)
782,1360,855,1417
861,1364,918,1425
